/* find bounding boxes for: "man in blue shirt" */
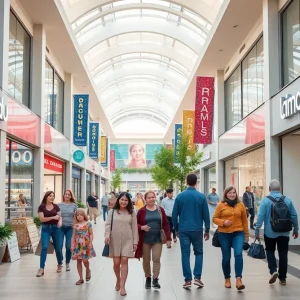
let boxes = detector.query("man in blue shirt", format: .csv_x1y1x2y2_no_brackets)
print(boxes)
255,179,298,286
172,174,210,289
207,188,220,227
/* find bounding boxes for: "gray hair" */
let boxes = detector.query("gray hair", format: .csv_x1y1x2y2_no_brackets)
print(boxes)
269,179,281,191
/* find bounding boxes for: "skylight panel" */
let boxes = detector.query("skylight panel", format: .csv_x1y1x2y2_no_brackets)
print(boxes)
113,0,141,6
142,0,169,7
142,9,168,18
115,9,141,18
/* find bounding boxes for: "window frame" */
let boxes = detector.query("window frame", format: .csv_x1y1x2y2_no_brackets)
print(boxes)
45,59,65,133
224,35,264,131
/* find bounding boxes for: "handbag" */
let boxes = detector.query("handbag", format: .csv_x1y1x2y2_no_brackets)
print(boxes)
247,239,266,259
34,238,55,256
212,229,221,247
102,209,114,257
157,205,167,244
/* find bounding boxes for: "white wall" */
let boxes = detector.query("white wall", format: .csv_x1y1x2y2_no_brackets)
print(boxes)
282,134,300,246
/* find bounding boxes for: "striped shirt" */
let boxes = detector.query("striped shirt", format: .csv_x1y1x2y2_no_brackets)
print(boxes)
58,202,78,227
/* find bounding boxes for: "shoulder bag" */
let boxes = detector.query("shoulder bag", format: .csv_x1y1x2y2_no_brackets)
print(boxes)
157,205,167,244
212,229,221,247
102,209,114,257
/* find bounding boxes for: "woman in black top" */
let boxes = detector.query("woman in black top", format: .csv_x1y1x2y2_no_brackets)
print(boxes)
36,191,63,277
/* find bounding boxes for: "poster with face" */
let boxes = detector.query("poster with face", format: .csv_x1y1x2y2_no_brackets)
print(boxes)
128,144,146,169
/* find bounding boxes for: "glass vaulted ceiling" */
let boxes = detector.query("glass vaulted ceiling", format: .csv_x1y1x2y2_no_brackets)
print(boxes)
60,0,224,137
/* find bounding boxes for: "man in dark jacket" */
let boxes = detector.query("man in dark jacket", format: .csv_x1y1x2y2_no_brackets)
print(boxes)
243,186,255,229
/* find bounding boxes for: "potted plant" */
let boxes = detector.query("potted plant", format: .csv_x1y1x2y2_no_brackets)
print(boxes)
0,224,13,263
34,216,42,235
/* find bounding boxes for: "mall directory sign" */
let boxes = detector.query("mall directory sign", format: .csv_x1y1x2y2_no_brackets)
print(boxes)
73,94,89,146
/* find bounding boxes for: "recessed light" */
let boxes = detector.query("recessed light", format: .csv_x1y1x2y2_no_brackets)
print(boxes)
233,25,238,28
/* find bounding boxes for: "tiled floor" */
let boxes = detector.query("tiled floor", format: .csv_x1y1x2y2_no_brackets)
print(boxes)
0,219,299,300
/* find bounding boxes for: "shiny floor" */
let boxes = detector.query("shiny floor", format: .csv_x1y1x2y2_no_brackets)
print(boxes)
0,219,299,300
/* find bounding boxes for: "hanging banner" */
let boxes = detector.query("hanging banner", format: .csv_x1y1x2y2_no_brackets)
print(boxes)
89,122,99,159
182,110,195,151
73,94,89,146
110,150,116,171
194,76,215,144
100,136,108,167
174,124,182,163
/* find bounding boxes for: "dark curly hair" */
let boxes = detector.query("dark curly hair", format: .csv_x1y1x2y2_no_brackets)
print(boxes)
113,192,134,214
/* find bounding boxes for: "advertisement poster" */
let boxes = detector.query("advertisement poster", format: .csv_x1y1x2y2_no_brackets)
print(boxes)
73,94,89,146
89,122,99,159
109,144,162,169
110,150,116,171
174,124,182,163
183,110,195,151
194,76,215,144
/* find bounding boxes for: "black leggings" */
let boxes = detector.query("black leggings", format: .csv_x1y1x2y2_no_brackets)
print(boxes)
167,216,176,239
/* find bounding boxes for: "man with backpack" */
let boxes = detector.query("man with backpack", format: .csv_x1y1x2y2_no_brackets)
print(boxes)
255,179,298,286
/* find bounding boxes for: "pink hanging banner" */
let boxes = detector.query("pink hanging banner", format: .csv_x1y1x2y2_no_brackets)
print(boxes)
110,150,116,171
194,76,215,144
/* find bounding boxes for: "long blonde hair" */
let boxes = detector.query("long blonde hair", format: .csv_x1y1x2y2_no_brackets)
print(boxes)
73,208,89,224
144,190,156,201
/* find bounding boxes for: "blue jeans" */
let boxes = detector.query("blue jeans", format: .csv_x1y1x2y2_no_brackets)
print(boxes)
218,231,244,279
58,225,73,264
102,205,108,221
179,231,203,282
40,224,62,269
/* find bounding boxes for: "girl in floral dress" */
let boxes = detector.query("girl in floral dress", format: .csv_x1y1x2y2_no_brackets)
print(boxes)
71,208,96,285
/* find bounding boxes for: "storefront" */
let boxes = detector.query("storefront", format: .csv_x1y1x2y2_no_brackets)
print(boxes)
95,175,99,197
101,178,106,197
5,140,34,219
44,154,64,201
72,166,81,201
86,172,91,199
225,147,266,212
204,166,216,196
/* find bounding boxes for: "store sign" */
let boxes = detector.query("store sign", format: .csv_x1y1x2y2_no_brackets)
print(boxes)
89,122,99,159
174,124,182,163
194,76,215,144
6,150,33,165
280,93,300,119
73,94,89,146
128,182,146,189
0,95,8,121
183,110,195,151
44,154,64,173
110,150,116,171
73,150,85,163
100,136,108,167
72,166,81,179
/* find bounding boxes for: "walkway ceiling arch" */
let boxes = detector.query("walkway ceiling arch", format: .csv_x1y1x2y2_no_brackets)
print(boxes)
58,0,226,137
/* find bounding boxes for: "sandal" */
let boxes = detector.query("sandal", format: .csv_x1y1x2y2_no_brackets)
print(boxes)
76,279,84,285
86,269,91,281
36,269,44,277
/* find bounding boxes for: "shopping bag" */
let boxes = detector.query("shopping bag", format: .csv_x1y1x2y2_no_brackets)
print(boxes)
34,238,55,256
102,244,110,257
212,230,221,247
247,239,266,259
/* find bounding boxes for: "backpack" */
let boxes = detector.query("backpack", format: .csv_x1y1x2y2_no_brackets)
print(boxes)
267,196,293,233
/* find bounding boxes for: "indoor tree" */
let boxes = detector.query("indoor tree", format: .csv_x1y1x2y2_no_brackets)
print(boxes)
111,168,122,192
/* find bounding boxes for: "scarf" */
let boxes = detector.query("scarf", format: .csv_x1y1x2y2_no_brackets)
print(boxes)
225,199,237,207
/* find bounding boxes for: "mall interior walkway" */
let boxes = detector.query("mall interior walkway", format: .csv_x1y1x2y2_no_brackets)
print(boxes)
0,219,300,300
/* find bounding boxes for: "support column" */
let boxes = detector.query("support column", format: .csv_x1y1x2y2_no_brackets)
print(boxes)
0,0,10,223
31,25,46,212
200,168,205,193
263,0,281,185
215,70,225,194
91,173,95,193
81,168,86,204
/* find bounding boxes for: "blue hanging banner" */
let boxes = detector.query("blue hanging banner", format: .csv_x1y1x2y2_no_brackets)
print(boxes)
89,122,99,159
73,94,89,146
174,124,182,163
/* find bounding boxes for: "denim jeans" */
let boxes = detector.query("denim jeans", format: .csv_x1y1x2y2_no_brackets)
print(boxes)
218,231,244,279
58,225,73,264
40,224,62,269
179,231,203,282
167,216,176,239
248,207,255,229
102,205,108,221
264,235,289,280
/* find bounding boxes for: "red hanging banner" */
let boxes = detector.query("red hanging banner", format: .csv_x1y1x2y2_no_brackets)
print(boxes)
110,150,116,171
194,76,215,144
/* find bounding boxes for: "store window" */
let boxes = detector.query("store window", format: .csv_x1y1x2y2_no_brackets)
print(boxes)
45,60,64,133
95,175,99,197
8,11,31,107
205,166,216,196
5,140,34,219
72,166,81,201
282,0,300,86
225,147,266,212
86,172,91,199
225,37,264,129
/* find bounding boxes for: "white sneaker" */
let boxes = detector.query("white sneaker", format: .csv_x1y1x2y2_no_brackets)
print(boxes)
66,264,70,272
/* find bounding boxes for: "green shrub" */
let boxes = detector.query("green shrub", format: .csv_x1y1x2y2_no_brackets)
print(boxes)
34,216,42,228
0,224,13,242
77,202,85,209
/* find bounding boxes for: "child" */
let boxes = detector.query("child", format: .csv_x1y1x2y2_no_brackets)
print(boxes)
71,208,96,285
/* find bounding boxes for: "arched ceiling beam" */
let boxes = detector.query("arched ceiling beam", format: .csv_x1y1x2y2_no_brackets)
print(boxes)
79,22,204,55
73,4,209,36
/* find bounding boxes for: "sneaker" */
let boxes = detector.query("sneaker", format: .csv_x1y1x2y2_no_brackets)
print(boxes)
145,277,151,289
66,264,71,272
279,280,287,286
183,281,192,289
269,272,278,284
194,278,204,288
152,278,161,289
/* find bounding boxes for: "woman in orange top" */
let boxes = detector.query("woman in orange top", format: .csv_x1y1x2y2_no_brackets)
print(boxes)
213,186,249,290
135,193,145,211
